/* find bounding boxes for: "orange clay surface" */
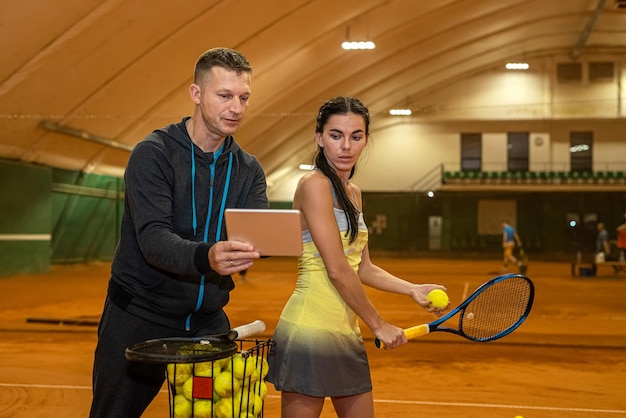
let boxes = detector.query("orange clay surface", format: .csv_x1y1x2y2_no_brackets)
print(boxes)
0,257,625,418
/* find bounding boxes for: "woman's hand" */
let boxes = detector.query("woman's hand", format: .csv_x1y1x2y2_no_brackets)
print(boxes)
408,284,450,317
373,321,407,350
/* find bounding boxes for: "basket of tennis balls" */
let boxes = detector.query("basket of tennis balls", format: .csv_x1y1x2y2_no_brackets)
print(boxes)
167,339,272,418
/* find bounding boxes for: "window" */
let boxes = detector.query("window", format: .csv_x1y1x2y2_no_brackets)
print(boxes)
570,131,593,172
589,62,614,82
507,132,529,171
460,133,481,171
557,62,582,83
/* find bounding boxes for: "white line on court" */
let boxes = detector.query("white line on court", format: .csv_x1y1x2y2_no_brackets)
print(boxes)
370,398,626,414
1,382,624,415
461,281,470,300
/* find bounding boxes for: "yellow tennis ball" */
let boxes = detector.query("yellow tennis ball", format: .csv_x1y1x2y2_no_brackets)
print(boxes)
234,390,256,414
194,361,221,377
232,355,256,380
167,363,193,386
172,394,192,418
182,377,194,400
214,370,241,398
193,399,213,418
215,396,238,418
252,355,270,379
251,393,263,416
427,289,449,309
253,379,268,399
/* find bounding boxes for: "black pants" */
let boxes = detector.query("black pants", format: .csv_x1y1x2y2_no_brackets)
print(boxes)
89,297,228,418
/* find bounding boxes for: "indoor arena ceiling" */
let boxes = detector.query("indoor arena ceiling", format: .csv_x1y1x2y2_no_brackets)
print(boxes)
1,0,625,185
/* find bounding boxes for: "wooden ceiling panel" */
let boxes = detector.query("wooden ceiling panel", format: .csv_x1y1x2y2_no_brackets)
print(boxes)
0,0,624,178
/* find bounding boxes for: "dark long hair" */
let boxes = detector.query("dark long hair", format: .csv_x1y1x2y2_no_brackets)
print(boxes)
314,96,370,242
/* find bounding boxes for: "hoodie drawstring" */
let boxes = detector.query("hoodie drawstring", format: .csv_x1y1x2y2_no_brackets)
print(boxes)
186,143,232,331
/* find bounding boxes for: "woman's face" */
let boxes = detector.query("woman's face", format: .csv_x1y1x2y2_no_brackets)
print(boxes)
315,113,368,178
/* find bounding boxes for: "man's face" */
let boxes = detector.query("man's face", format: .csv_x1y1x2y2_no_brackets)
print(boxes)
192,66,251,139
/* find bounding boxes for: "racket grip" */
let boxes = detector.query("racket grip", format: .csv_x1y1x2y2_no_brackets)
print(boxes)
404,324,430,340
231,320,266,339
374,324,430,349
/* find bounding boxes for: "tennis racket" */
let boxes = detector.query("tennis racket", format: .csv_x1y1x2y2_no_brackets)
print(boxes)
375,273,534,348
125,319,266,364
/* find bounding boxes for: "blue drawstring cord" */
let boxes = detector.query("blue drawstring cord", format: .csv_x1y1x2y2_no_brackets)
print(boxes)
190,144,197,236
186,143,232,331
216,153,233,239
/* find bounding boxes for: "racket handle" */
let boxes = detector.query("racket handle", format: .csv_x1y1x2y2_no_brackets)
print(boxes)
374,324,430,349
231,320,266,340
404,324,430,340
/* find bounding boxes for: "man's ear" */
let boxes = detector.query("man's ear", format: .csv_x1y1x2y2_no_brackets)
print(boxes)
189,84,201,105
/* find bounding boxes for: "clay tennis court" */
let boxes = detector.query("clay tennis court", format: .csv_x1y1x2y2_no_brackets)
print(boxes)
0,257,624,418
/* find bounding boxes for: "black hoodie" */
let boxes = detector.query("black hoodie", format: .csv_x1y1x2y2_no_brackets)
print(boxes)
108,117,269,330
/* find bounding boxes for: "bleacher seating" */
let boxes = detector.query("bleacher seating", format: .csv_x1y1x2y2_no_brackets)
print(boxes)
441,170,625,186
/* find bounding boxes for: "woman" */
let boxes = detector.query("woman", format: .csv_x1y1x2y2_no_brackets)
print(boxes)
267,96,448,418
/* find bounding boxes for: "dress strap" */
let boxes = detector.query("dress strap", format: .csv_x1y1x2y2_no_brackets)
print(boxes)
322,173,360,212
325,176,339,207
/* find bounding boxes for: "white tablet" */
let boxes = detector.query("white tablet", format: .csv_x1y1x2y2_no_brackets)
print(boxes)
224,209,303,257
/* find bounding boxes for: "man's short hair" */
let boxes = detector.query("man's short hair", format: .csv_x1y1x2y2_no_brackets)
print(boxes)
194,47,252,83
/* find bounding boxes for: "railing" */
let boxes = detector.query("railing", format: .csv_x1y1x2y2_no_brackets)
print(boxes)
442,170,626,185
408,164,445,192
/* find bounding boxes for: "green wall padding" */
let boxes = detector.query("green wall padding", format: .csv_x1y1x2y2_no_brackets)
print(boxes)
0,160,52,276
2,158,625,276
50,168,123,264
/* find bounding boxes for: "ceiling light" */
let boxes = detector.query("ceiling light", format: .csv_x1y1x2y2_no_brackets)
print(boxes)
389,109,412,116
505,62,529,70
569,144,590,153
341,41,376,50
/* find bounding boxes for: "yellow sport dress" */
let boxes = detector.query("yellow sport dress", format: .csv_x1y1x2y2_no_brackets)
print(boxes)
267,207,371,397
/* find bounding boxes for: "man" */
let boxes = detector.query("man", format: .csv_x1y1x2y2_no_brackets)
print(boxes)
89,47,268,418
595,222,611,258
502,220,522,272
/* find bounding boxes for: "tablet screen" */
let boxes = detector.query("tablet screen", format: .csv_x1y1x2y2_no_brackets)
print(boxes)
224,209,303,257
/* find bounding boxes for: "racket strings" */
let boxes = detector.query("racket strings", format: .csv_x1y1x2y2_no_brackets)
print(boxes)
460,276,532,341
126,337,237,363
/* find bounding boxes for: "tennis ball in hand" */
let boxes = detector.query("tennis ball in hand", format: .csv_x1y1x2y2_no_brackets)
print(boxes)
427,289,449,309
